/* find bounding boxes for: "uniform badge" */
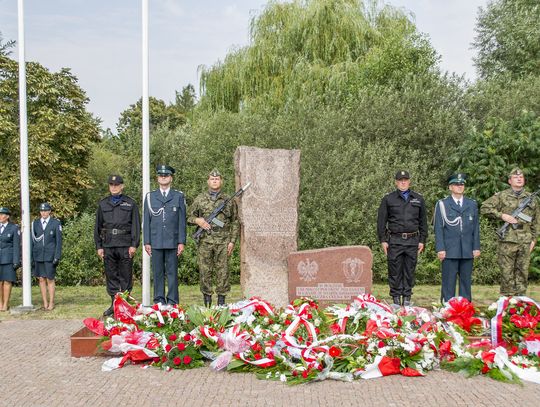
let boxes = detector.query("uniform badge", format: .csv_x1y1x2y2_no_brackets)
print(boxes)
8,233,11,237
50,231,54,235
173,207,177,212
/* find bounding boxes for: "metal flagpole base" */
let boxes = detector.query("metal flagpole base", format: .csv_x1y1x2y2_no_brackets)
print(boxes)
10,305,36,315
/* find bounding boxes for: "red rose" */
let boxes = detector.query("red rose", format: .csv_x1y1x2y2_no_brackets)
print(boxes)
292,370,298,377
165,344,172,352
330,323,342,335
161,356,167,363
301,370,308,379
152,304,159,311
157,323,163,328
170,312,178,319
169,334,177,342
329,346,342,358
284,320,291,325
509,307,516,315
378,341,385,348
297,336,304,343
521,348,529,356
251,342,262,352
183,334,192,341
162,312,169,318
177,343,186,351
173,357,181,366
315,328,320,334
183,356,192,365
481,363,490,374
397,319,403,327
254,353,262,360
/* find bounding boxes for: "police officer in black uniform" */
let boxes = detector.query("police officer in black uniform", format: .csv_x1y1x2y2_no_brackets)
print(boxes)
94,175,141,316
377,170,427,306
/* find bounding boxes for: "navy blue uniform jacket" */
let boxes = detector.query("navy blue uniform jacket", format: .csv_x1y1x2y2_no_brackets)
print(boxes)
31,218,62,262
434,196,480,259
143,189,187,249
0,223,21,265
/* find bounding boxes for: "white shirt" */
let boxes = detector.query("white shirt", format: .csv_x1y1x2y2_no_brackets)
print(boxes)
41,216,50,228
160,187,171,198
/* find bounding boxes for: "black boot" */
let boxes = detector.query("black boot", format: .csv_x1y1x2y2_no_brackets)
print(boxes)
402,296,411,306
392,296,401,306
217,295,226,306
203,294,212,307
103,296,114,317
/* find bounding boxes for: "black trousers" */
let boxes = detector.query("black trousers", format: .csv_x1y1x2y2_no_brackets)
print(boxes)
387,244,418,297
104,246,133,296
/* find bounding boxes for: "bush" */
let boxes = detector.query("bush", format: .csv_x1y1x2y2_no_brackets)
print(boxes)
56,213,104,286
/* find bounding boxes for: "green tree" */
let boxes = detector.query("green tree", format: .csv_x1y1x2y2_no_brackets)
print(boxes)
175,84,197,113
473,0,540,80
116,96,186,140
451,111,540,202
0,54,100,219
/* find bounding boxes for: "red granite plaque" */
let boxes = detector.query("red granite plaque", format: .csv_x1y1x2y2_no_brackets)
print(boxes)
288,246,372,306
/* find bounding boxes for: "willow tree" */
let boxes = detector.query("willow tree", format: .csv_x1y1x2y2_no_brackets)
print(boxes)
199,0,438,111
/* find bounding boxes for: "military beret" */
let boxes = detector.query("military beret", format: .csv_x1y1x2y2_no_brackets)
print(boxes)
156,165,175,175
448,173,467,185
508,168,523,177
0,207,10,215
395,170,410,180
108,175,124,185
209,169,222,178
39,202,52,211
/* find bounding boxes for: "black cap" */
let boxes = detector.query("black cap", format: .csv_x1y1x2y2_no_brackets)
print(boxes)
39,202,52,211
156,165,175,175
395,170,410,180
108,175,124,185
0,207,10,215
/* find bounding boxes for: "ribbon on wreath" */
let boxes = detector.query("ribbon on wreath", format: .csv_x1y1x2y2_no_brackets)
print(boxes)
199,325,219,342
281,303,318,348
230,297,275,316
491,296,540,346
353,294,393,315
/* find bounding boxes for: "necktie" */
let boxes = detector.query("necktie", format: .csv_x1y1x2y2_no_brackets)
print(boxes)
162,191,167,199
42,220,47,229
457,200,461,207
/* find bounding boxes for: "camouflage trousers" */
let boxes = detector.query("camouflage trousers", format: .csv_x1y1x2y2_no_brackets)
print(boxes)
498,242,531,296
197,241,230,296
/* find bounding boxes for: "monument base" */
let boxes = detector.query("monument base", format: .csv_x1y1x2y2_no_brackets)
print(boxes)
9,305,36,315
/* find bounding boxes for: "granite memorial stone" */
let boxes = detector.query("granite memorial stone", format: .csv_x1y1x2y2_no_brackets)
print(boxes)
234,146,300,307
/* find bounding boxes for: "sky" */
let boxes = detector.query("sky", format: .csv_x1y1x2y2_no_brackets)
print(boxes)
0,0,489,132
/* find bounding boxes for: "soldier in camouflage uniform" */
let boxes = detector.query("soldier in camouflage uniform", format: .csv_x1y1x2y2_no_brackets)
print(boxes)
481,168,540,296
188,170,239,307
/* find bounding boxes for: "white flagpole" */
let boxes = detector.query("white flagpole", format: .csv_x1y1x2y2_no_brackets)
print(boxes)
141,0,151,306
17,0,33,309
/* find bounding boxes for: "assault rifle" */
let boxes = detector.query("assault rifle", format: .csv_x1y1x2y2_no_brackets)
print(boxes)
496,188,540,239
193,182,251,242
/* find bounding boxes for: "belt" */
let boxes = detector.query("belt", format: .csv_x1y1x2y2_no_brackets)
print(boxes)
103,228,130,235
390,231,419,239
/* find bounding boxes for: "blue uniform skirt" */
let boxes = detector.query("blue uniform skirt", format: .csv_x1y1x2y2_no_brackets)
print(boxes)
33,262,56,280
0,264,16,282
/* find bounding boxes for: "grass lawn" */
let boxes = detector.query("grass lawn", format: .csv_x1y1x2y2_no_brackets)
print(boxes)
1,283,539,321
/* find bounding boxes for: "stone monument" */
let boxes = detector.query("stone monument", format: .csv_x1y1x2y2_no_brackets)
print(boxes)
234,146,300,307
288,246,373,306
